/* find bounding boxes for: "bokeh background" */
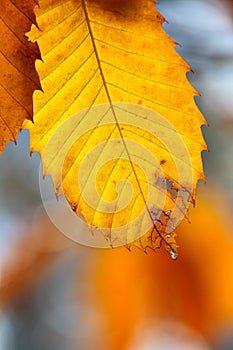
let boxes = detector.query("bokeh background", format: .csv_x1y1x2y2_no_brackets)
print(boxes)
0,0,233,349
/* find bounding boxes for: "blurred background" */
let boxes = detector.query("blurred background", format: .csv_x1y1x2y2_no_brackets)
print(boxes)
0,0,233,349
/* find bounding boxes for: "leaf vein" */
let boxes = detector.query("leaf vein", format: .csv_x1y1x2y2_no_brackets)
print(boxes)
101,60,193,92
0,81,31,118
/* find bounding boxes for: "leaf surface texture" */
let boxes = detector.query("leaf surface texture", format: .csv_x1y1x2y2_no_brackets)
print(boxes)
23,0,207,252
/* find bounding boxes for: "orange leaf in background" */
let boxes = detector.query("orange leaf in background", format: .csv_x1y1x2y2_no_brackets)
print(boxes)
0,213,72,307
94,187,233,350
22,0,207,253
0,0,41,153
225,0,233,18
0,186,232,349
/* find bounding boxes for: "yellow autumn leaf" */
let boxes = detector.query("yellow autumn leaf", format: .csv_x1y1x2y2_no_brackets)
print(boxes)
0,0,41,153
23,0,207,255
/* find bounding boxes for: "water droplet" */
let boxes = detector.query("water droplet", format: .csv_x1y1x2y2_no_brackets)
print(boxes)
170,248,178,260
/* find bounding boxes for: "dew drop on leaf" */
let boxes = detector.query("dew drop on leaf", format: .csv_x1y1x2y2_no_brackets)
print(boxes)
170,248,178,260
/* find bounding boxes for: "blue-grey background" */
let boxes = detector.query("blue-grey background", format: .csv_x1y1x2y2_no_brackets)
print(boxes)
0,0,233,349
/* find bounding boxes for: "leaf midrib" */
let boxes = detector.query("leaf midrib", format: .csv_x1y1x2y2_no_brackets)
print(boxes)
81,0,170,246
